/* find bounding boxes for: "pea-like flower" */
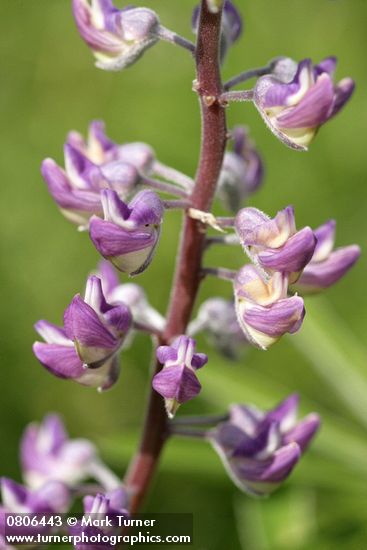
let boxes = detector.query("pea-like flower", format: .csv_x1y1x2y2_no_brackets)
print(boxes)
188,298,247,359
217,127,264,212
89,189,164,275
153,336,208,418
254,57,355,150
235,206,316,282
67,120,156,174
42,143,140,229
0,478,70,519
20,414,119,491
293,220,360,294
193,1,242,62
33,276,132,391
70,488,129,550
208,394,320,496
72,0,160,71
234,265,305,350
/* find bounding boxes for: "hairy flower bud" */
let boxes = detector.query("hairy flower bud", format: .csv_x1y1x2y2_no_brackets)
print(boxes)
217,127,263,212
72,0,160,71
33,276,132,391
235,206,316,281
234,265,305,349
153,336,208,418
293,220,360,293
89,189,164,275
208,394,320,495
254,57,355,150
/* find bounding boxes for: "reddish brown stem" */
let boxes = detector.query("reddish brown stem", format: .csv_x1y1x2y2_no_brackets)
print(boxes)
124,0,227,513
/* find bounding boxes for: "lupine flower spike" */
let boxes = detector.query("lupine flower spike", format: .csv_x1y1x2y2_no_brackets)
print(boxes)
153,336,208,418
33,276,132,391
254,57,355,150
89,189,164,275
208,394,320,495
293,220,360,293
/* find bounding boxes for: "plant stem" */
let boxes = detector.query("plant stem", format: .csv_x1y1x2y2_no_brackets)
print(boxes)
124,0,227,513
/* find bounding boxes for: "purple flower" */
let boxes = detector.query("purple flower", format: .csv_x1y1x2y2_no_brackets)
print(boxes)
96,260,166,332
20,414,118,491
0,478,70,518
153,336,208,418
89,189,164,275
193,1,242,62
234,265,305,350
188,298,247,359
254,57,355,150
42,145,140,230
68,120,155,174
293,220,361,294
217,127,264,212
235,206,316,281
33,276,132,391
208,394,320,495
70,488,129,550
72,0,160,71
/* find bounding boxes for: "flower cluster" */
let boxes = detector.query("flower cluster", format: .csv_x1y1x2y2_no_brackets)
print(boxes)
1,415,124,545
26,0,361,509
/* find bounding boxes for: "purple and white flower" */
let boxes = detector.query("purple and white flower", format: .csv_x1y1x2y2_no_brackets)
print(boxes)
208,394,320,495
41,143,140,229
33,276,132,391
70,488,129,550
188,298,247,359
235,205,316,281
0,478,70,522
217,127,264,212
293,220,361,294
234,265,305,350
72,0,160,71
254,57,355,150
89,189,164,275
193,1,242,62
153,336,208,418
20,414,119,491
67,120,155,174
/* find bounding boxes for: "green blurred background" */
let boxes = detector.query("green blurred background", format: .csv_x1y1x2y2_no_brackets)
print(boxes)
2,0,367,548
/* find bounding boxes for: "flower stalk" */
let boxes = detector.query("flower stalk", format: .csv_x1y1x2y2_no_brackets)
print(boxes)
124,0,227,512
